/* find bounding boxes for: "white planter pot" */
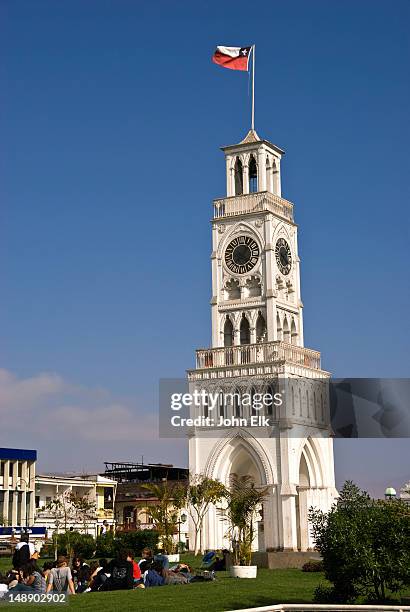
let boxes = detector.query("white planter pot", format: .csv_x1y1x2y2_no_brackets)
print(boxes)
229,565,257,578
167,554,180,563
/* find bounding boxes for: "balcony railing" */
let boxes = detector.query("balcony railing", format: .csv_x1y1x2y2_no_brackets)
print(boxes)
116,522,156,532
195,341,321,371
213,191,294,222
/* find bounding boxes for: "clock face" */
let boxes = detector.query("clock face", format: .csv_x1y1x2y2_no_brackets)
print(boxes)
275,238,292,275
225,236,260,274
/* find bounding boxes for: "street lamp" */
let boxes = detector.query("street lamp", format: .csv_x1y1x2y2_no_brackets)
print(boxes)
385,486,397,500
177,512,187,549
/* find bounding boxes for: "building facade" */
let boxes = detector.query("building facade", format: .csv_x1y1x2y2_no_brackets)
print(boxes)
0,448,37,528
104,462,189,548
188,130,337,552
35,473,117,538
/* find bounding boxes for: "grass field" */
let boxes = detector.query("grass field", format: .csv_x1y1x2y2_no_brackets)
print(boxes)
0,555,409,611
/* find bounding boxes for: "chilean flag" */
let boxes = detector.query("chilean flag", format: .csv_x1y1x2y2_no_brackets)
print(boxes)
212,46,252,71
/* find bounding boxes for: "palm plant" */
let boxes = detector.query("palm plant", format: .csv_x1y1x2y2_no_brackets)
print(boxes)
221,474,269,566
142,481,184,554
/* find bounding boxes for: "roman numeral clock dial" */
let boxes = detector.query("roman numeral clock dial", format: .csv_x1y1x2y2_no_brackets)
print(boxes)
275,238,292,275
224,236,260,274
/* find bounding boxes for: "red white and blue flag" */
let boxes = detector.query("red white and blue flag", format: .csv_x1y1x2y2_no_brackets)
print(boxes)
212,46,252,71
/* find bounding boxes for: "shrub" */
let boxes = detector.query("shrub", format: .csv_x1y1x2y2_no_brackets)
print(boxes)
44,532,96,559
95,531,116,557
302,560,324,572
313,584,347,604
309,480,410,603
113,530,159,557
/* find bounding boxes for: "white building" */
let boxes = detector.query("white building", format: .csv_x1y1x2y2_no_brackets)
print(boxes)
0,448,37,528
188,129,338,552
35,473,117,538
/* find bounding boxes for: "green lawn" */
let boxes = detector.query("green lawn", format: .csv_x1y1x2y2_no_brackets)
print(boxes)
0,554,327,610
1,555,409,611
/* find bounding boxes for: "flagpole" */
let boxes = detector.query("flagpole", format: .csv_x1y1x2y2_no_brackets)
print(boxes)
251,45,255,131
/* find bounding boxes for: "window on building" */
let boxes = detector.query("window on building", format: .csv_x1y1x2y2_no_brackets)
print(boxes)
240,314,250,345
104,488,113,509
224,317,234,347
249,156,257,192
256,311,266,342
234,389,241,418
203,394,209,419
234,157,243,195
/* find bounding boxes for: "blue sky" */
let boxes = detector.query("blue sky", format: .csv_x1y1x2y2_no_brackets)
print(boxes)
1,0,409,496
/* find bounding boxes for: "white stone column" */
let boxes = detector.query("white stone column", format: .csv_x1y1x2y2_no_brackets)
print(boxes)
266,161,274,193
263,215,276,341
280,489,298,551
11,461,18,525
226,156,232,196
258,149,267,192
243,165,249,195
29,462,36,525
273,159,281,197
250,326,256,344
298,488,309,551
211,223,220,347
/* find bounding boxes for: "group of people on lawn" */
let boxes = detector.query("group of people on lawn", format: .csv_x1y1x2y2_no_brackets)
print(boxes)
0,537,209,597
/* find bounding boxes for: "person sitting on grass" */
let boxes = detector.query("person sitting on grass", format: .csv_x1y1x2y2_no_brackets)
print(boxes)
107,549,134,590
87,558,110,592
143,560,165,587
126,551,142,585
138,547,153,573
46,556,76,595
71,556,90,593
9,562,46,594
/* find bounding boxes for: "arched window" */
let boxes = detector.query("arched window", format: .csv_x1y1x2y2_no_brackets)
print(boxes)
219,391,224,419
291,319,298,345
283,316,290,343
224,317,234,347
249,155,257,192
234,388,241,417
256,311,266,342
276,313,283,341
266,383,276,418
250,387,257,416
203,394,209,419
234,157,243,195
240,314,250,345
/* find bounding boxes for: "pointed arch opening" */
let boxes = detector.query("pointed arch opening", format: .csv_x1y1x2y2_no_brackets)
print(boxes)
240,314,250,345
276,313,283,341
234,157,243,195
266,382,277,418
233,388,241,418
283,316,290,343
256,311,267,343
249,155,257,193
291,319,298,345
224,316,234,347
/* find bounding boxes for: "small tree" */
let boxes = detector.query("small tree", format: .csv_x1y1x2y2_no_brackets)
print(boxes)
142,482,183,554
46,492,78,559
184,474,226,555
309,480,410,603
69,492,96,534
220,474,268,566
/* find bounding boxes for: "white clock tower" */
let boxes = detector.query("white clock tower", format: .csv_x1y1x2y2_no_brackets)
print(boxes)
188,129,337,552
